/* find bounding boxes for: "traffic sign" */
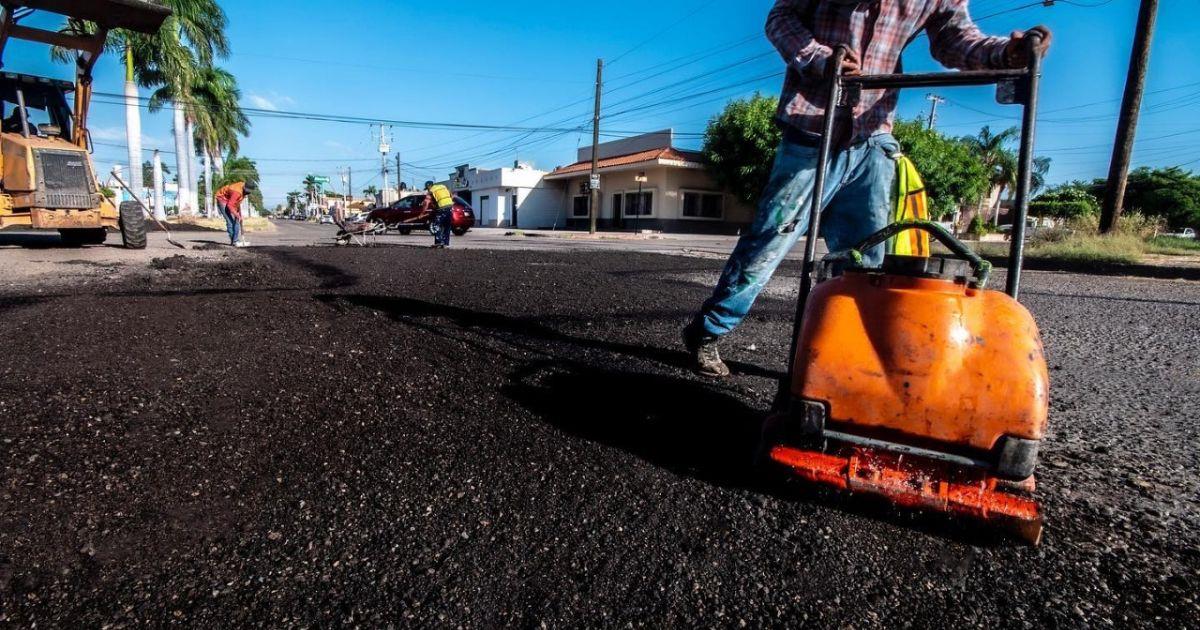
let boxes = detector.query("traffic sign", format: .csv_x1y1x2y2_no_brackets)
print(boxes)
589,174,601,190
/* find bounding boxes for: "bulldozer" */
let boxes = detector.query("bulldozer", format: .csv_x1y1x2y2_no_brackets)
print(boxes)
0,0,170,248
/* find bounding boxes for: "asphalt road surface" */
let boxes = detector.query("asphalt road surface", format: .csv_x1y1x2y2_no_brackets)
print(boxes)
1,240,1197,627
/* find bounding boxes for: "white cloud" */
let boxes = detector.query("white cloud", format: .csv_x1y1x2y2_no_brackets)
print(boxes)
89,126,163,148
89,126,127,142
246,92,296,111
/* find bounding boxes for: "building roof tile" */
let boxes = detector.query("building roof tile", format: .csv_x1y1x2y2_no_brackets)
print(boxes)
546,147,703,178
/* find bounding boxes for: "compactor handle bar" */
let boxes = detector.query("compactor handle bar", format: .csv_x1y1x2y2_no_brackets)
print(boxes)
824,220,994,288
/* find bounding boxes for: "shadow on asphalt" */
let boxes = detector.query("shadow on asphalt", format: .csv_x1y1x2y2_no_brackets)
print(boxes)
319,293,783,381
0,232,77,249
504,360,764,487
263,249,361,289
324,291,1020,547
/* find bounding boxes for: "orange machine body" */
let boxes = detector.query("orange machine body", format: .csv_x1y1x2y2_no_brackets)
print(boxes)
792,270,1050,457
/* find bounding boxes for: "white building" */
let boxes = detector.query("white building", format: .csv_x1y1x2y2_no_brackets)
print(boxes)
542,130,755,234
448,163,559,229
441,130,753,233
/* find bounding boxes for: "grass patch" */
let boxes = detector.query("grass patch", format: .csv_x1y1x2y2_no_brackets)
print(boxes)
1025,234,1143,265
1147,236,1200,256
967,232,1160,266
170,215,276,233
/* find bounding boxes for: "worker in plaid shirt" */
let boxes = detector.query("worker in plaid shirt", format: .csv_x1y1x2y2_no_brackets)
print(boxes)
684,0,1051,378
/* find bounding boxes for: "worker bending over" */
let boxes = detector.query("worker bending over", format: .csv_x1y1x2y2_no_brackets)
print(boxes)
684,0,1051,377
423,180,456,249
215,179,257,247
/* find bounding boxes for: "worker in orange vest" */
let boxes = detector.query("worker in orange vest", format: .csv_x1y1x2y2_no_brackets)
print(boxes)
215,180,257,247
423,180,456,249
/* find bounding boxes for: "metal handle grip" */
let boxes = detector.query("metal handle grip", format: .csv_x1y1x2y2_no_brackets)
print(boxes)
825,220,993,287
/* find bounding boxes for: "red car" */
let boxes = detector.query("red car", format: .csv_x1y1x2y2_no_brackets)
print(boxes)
368,194,475,236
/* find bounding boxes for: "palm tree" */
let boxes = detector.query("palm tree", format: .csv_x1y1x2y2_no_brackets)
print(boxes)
362,185,380,200
151,65,249,216
964,126,1019,224
303,175,320,217
286,191,303,213
1031,157,1052,196
56,0,230,217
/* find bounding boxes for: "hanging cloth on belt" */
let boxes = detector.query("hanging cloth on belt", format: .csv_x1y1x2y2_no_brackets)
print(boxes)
889,155,932,257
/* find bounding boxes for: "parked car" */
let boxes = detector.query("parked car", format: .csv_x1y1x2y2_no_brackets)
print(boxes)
998,219,1041,241
1163,227,1196,240
367,194,475,236
318,214,335,225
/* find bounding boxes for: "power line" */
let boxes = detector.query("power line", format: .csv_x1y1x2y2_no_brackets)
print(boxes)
607,0,721,65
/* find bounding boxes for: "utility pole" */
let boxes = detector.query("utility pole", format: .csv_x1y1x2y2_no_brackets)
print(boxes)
396,153,402,196
376,124,391,205
1101,0,1158,234
588,58,603,235
925,93,946,130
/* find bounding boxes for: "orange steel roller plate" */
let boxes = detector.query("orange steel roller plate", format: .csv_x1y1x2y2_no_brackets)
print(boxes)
769,444,1043,545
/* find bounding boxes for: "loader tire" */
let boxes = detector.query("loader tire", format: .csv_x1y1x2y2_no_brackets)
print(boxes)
58,228,108,246
119,201,148,250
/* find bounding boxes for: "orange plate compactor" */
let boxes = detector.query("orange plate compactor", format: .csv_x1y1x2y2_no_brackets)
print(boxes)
764,43,1050,544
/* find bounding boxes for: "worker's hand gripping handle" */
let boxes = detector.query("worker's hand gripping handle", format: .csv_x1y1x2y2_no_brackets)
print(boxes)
824,221,993,287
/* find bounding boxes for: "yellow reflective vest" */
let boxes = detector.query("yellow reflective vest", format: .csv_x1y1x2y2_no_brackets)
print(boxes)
429,184,454,210
888,155,931,257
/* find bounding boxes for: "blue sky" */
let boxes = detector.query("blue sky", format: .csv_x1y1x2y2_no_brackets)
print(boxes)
6,0,1199,207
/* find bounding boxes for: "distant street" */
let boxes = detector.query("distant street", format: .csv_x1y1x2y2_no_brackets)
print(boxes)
1,227,1197,626
0,221,818,288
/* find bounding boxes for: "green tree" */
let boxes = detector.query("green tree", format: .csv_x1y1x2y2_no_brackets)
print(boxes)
1031,181,1099,219
141,159,171,188
1123,167,1200,230
197,154,262,210
286,191,304,212
219,155,262,210
701,93,782,206
362,185,380,198
892,119,989,220
303,175,320,207
1031,157,1052,196
962,125,1018,221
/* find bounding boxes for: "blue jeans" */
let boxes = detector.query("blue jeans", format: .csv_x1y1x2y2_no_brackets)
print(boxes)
220,203,242,244
694,132,900,338
434,208,453,246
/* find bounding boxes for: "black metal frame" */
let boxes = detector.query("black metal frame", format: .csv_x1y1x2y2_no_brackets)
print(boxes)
785,37,1044,384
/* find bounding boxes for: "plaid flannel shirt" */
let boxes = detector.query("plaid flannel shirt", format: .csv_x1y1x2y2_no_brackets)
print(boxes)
766,0,1012,143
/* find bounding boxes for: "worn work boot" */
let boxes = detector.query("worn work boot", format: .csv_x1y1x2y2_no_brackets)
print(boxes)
683,323,731,378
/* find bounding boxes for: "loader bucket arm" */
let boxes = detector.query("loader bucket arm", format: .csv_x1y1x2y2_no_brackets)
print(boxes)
4,0,170,35
0,0,172,147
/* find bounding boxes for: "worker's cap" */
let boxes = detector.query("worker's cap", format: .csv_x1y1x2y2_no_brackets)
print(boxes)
244,181,258,192
424,180,435,189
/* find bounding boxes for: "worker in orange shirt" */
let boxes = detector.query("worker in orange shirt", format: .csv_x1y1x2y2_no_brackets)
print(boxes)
215,179,257,247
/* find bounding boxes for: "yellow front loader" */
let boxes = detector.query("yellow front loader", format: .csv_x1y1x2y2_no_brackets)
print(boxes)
0,0,170,247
